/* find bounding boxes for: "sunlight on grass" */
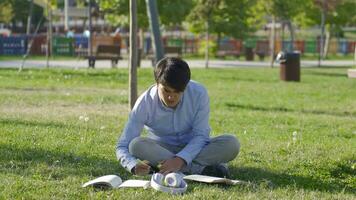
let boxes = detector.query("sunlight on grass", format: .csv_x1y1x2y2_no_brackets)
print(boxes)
0,67,355,199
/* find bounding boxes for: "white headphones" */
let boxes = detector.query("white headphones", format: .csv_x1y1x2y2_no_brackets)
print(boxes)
150,173,187,195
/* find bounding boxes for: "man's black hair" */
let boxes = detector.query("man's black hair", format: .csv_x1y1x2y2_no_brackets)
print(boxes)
154,57,191,92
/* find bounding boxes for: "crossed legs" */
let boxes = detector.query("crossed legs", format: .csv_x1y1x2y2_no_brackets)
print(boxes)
129,134,240,174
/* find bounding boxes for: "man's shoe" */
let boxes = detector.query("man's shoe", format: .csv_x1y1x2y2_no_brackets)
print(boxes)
201,163,230,178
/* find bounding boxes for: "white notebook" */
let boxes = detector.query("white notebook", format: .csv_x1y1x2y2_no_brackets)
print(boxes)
183,174,245,185
82,174,245,189
82,175,150,189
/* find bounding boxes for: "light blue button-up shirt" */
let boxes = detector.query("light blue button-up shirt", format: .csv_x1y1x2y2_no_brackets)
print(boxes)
116,80,211,172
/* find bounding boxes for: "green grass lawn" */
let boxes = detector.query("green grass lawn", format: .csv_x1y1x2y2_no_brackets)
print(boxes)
0,67,355,199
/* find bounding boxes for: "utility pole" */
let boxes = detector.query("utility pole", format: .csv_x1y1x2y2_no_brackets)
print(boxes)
146,0,164,65
129,0,138,109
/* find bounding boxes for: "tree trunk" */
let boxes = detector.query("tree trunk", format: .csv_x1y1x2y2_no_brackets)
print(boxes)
323,27,330,59
319,0,326,67
26,0,34,35
287,20,294,52
46,2,52,68
216,32,221,53
49,7,53,59
146,0,164,65
270,15,276,68
88,0,93,58
138,28,144,68
205,19,209,69
129,0,138,110
281,22,285,50
354,45,356,68
64,0,69,31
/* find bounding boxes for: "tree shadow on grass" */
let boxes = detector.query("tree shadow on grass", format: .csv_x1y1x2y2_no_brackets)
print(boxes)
0,68,128,83
228,166,355,194
312,66,350,69
0,118,72,130
303,70,348,78
0,143,130,180
1,143,354,194
225,103,355,118
210,75,278,84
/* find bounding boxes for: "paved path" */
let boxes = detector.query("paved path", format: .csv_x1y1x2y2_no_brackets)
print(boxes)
0,59,354,69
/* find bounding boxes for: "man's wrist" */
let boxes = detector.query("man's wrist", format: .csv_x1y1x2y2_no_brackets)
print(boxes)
174,156,186,166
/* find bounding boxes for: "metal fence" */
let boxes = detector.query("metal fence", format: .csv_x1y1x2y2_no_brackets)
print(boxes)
0,35,355,57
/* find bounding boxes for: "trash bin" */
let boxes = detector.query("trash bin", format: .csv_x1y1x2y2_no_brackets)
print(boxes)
245,47,254,61
277,51,300,82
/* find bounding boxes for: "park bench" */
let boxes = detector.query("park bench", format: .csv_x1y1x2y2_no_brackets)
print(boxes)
85,44,122,68
216,50,241,58
149,46,183,66
256,51,266,61
164,46,182,57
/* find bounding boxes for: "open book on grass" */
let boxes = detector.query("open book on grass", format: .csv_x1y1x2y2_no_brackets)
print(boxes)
183,174,245,185
82,174,245,189
82,175,150,189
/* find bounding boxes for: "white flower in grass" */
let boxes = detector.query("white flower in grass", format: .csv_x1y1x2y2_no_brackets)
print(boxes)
292,131,297,142
84,117,89,122
243,130,247,135
79,115,84,120
100,126,106,130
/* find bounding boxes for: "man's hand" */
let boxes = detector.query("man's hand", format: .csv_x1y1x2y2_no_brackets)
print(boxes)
159,156,186,175
134,160,151,176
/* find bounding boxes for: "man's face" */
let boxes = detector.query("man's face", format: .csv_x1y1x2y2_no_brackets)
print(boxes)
157,83,183,108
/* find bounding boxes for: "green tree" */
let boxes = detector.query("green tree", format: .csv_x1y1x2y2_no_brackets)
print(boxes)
157,0,194,27
99,0,193,61
187,0,254,67
301,0,356,37
252,0,311,51
285,0,355,59
3,0,45,32
0,1,14,23
99,0,193,28
247,0,312,66
187,0,254,39
187,0,220,68
100,0,147,28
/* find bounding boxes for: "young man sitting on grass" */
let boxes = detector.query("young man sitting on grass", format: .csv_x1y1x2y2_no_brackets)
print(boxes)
116,57,240,177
